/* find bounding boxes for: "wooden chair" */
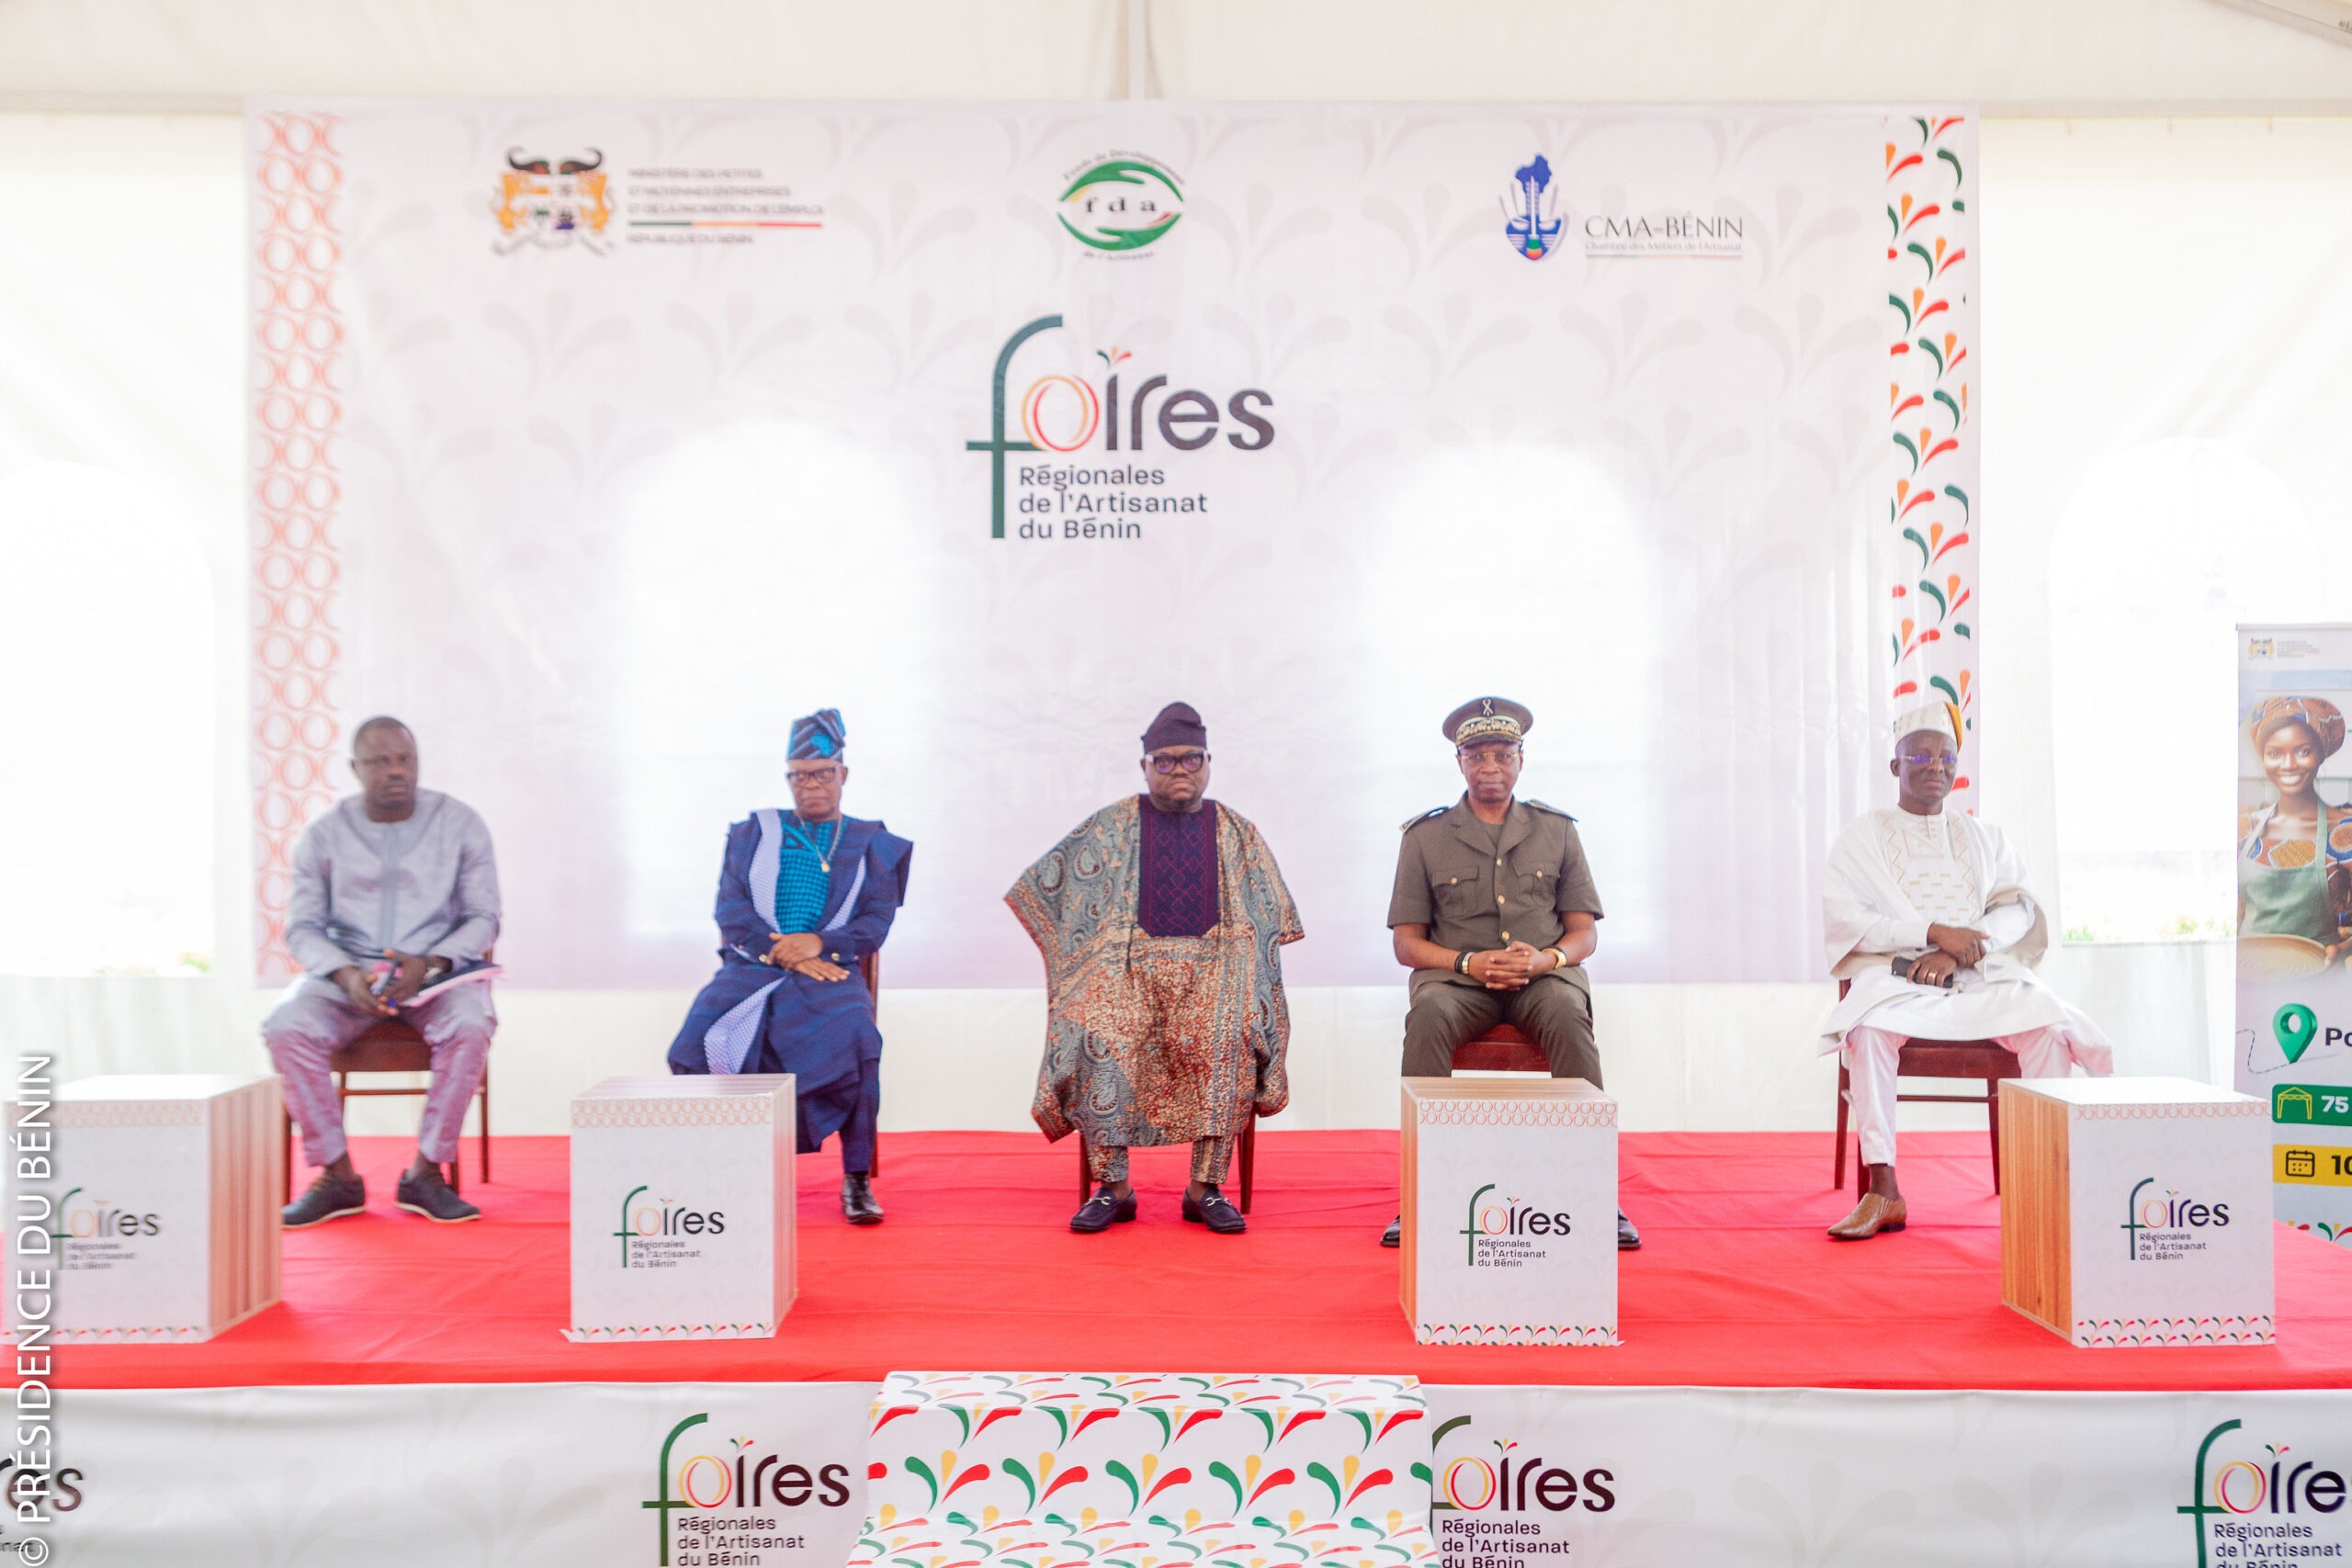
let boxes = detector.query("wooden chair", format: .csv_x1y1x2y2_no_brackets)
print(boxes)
1451,1021,1551,1074
1830,978,2018,1193
282,1016,491,1197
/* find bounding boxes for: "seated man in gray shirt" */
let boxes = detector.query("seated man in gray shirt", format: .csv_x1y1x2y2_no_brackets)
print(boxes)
266,716,502,1227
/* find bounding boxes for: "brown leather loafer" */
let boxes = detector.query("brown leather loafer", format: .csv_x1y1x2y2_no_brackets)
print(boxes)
1827,1191,1908,1240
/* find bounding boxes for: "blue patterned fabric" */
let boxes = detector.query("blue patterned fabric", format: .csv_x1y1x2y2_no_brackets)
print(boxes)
665,811,914,1163
791,708,846,760
773,816,837,933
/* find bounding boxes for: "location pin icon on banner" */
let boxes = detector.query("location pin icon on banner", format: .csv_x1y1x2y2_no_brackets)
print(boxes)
2274,1002,2319,1065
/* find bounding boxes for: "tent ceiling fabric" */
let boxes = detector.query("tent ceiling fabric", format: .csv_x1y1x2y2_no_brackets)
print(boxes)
1,0,2349,109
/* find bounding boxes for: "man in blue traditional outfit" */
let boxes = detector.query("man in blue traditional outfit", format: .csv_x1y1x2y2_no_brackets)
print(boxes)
1009,702,1303,1235
667,709,913,1225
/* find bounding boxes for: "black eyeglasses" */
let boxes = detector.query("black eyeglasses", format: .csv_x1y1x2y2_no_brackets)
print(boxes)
787,765,843,784
1900,750,1958,770
1148,751,1209,774
1457,745,1521,765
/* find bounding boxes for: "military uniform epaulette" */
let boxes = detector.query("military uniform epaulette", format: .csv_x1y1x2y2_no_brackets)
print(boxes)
1524,798,1577,821
1399,805,1453,830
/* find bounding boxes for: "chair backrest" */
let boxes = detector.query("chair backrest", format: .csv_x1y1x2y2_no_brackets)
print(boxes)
858,952,878,1004
331,1018,434,1073
1452,1025,1549,1074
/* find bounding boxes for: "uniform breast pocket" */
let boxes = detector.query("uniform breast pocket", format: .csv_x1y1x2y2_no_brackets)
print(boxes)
1435,874,1487,917
1518,866,1556,902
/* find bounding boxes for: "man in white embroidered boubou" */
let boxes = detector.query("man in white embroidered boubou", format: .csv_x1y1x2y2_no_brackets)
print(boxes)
1817,705,2113,1240
666,708,912,1225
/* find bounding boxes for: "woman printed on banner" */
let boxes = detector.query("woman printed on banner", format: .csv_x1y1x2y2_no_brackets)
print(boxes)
2238,695,2352,962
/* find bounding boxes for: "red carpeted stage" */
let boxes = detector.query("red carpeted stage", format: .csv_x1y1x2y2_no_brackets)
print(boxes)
57,1128,2352,1393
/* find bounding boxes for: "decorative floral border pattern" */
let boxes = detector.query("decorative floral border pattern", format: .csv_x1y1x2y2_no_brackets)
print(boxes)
2070,1101,2265,1122
54,1101,209,1130
1413,1100,1617,1128
1883,112,1979,802
570,1096,782,1129
848,1514,1440,1568
2073,1314,2275,1348
1415,1324,1620,1347
250,110,347,982
561,1321,776,1341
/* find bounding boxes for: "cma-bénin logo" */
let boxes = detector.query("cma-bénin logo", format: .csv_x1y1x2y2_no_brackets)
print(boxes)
966,314,1275,539
51,1187,159,1244
1462,1182,1570,1265
1057,153,1183,253
2181,1420,2346,1567
2122,1176,2230,1261
1431,1416,1614,1518
641,1413,853,1566
615,1184,725,1267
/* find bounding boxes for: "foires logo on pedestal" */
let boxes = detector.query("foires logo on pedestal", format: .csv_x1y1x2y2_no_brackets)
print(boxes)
614,1185,727,1270
1460,1183,1570,1269
2121,1177,2230,1263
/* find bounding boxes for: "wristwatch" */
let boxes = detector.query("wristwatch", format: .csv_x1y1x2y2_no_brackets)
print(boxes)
1544,946,1570,972
1453,949,1476,976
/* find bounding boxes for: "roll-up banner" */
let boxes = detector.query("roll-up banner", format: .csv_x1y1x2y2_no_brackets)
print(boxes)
2236,623,2352,1244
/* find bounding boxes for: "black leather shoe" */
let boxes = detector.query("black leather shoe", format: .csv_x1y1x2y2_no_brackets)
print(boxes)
1070,1185,1137,1233
842,1173,884,1226
1381,1214,1401,1248
1181,1187,1247,1234
1617,1209,1641,1250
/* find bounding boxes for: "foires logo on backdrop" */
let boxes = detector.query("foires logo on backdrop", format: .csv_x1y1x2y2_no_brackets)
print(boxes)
966,315,1276,542
2181,1419,2347,1568
642,1413,854,1567
2122,1177,2231,1263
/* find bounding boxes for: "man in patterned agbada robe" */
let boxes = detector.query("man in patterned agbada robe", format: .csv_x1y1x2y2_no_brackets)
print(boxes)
1818,704,2111,1240
1009,703,1303,1235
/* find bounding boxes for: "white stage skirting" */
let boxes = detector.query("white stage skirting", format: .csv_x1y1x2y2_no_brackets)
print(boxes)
48,1381,2352,1566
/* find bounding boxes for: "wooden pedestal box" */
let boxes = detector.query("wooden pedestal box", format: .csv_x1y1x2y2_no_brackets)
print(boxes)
1401,1076,1617,1346
1999,1076,2273,1347
50,1074,283,1343
567,1075,795,1340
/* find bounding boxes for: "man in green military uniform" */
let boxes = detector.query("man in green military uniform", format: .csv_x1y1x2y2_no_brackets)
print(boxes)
1381,696,1639,1251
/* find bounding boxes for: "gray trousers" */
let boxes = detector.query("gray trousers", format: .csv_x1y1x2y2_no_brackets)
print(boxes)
1400,974,1600,1086
265,979,495,1168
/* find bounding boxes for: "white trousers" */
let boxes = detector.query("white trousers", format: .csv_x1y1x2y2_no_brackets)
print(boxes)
1841,1023,2114,1168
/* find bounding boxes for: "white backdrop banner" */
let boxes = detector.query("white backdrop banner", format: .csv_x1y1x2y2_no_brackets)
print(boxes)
50,1381,2352,1566
247,101,1969,989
